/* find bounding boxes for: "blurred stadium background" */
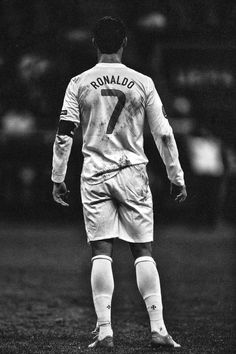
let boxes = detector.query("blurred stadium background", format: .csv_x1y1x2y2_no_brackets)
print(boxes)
0,1,235,353
0,0,236,225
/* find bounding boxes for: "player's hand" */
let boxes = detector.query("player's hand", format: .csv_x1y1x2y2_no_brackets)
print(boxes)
170,183,187,203
52,182,70,207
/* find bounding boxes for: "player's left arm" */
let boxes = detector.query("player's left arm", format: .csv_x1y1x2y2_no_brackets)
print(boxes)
51,78,80,207
146,78,187,203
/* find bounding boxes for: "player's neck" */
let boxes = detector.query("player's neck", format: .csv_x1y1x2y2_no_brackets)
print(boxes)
97,49,123,64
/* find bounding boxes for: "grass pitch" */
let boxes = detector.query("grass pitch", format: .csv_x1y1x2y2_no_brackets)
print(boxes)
0,221,235,353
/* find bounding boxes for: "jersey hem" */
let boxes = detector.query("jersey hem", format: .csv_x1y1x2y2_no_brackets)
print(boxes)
81,162,148,185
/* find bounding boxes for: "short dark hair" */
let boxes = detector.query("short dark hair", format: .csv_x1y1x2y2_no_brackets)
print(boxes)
93,16,126,54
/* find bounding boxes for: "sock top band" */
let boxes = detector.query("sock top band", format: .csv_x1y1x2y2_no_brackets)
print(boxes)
91,255,113,263
134,256,156,267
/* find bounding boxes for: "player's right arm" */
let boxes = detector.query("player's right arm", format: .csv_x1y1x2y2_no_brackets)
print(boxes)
145,78,187,202
51,78,80,206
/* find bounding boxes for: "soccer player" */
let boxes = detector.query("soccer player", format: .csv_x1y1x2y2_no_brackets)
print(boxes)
51,16,187,349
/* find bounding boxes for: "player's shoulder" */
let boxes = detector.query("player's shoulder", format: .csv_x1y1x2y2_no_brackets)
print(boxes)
124,65,153,93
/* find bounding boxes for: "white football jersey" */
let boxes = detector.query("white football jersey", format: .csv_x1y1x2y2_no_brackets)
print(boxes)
52,62,184,186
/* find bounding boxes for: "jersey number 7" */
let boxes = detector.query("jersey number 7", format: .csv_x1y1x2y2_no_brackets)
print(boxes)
101,89,126,134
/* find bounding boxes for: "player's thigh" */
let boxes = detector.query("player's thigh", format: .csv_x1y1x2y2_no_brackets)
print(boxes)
119,165,154,242
119,195,153,241
81,181,119,242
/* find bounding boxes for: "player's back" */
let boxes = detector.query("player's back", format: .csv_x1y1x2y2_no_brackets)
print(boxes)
72,63,152,183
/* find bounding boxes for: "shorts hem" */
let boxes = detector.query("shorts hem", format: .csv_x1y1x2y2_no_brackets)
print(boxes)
87,235,119,243
87,235,153,243
118,236,153,243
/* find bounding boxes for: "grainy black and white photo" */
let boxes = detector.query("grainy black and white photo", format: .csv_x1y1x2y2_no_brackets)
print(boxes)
0,1,235,353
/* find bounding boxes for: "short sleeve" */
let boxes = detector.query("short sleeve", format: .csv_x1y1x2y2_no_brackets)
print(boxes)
60,78,80,126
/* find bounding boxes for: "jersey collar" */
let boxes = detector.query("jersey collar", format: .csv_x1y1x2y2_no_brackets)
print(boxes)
96,63,126,68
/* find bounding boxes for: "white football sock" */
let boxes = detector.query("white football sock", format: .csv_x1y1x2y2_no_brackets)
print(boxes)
135,256,167,335
91,255,114,340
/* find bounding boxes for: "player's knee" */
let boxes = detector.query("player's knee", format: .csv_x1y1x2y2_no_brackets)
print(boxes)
129,242,152,259
91,239,114,258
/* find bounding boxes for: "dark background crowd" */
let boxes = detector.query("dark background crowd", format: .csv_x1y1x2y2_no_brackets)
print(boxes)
0,0,235,226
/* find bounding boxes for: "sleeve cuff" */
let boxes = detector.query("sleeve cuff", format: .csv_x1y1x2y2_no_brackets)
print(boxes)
51,174,65,183
171,179,185,187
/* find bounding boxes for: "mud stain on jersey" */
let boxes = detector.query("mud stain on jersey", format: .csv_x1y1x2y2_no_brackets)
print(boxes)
118,154,131,168
162,134,172,146
79,85,100,113
101,135,110,143
125,94,143,116
124,95,144,137
79,84,91,101
55,136,71,155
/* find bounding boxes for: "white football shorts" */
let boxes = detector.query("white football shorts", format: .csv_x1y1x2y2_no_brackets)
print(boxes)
81,164,153,243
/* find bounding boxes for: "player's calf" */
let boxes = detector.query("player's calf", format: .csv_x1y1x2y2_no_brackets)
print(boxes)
134,256,168,335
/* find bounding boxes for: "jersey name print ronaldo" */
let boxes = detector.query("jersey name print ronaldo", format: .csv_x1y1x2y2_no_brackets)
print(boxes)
52,63,184,186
